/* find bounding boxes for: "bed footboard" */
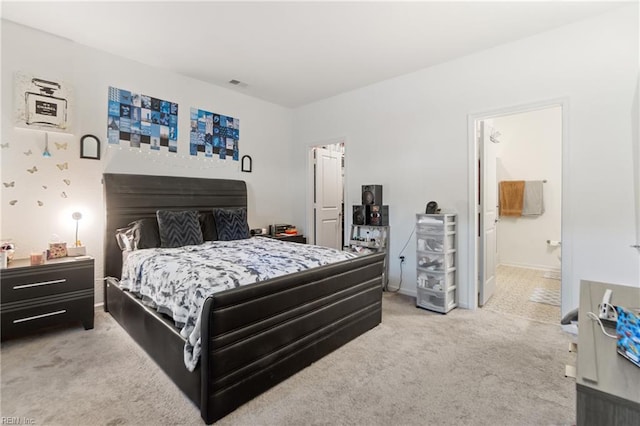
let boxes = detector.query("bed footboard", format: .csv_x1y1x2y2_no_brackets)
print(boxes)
105,278,201,405
199,252,385,424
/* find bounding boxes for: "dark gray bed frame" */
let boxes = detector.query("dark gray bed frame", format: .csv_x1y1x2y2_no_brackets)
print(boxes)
102,173,384,424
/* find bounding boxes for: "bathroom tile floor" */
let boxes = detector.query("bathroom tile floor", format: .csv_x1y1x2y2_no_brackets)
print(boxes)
483,265,561,324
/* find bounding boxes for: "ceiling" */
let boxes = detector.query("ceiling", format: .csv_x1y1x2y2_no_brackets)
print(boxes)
1,1,628,108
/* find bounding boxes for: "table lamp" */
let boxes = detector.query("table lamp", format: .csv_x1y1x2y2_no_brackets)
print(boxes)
67,211,86,256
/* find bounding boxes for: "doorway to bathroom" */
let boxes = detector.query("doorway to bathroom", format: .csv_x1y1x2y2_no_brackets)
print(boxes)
476,104,563,323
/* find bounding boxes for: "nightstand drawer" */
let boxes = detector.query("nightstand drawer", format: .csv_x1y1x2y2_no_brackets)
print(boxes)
1,293,94,339
0,260,93,303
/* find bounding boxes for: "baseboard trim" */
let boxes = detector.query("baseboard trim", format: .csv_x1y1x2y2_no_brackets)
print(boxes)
499,262,560,272
397,287,416,298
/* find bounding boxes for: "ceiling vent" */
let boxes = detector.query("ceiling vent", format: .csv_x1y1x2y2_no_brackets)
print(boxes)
228,79,248,88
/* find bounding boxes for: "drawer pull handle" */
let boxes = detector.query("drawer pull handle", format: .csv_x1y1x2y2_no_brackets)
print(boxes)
13,310,67,324
13,279,67,290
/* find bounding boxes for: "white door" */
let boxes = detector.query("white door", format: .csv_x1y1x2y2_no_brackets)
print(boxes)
479,121,498,306
314,147,342,249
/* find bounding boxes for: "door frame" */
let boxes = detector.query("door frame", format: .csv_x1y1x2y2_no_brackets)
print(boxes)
306,137,346,246
467,97,572,314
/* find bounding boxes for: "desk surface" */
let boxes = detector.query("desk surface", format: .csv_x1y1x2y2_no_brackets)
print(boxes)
577,280,640,404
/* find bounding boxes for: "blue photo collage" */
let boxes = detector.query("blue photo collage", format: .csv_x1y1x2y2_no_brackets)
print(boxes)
189,107,240,161
108,86,178,153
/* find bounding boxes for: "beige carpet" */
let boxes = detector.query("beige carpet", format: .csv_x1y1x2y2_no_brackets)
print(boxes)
483,265,562,324
1,293,575,425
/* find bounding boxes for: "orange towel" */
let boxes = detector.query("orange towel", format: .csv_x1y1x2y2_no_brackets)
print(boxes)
499,181,525,217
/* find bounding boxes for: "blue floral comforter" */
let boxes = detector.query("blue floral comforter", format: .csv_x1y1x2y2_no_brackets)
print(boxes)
120,237,356,371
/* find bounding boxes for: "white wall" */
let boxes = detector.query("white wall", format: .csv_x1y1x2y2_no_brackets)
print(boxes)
493,107,562,271
1,21,295,303
292,5,639,315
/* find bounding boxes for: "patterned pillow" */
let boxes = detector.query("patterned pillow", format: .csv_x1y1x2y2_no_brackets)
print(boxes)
213,208,250,241
156,210,204,248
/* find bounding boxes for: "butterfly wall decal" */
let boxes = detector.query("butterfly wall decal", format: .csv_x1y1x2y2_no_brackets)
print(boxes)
3,181,15,188
27,166,38,174
37,201,44,207
23,149,32,156
63,179,71,186
55,142,67,150
1,143,9,148
9,200,17,205
56,162,68,171
42,185,48,189
61,192,68,198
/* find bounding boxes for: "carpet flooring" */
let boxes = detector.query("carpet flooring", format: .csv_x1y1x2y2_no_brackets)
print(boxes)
1,293,576,425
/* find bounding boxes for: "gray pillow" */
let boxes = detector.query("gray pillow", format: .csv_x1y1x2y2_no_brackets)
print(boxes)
213,208,250,241
198,212,218,241
156,210,204,248
115,218,161,251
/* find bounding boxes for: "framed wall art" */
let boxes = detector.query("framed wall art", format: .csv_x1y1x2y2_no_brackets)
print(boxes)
14,71,73,133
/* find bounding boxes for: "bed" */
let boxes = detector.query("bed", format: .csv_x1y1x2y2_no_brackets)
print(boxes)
102,173,384,424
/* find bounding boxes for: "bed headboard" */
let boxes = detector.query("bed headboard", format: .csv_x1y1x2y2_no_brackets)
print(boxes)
103,173,247,280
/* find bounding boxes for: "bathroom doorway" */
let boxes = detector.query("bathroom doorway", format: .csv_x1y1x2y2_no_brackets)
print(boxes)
475,104,564,323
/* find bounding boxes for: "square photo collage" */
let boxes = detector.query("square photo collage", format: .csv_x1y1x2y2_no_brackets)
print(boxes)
108,86,178,153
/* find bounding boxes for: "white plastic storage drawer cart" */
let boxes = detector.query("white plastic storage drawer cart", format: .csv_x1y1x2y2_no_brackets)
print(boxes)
416,213,457,313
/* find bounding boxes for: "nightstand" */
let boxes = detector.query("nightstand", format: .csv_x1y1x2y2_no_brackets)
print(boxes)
0,256,95,340
261,234,307,244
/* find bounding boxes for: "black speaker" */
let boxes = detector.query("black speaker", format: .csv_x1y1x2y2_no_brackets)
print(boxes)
362,185,383,205
353,205,366,225
367,205,389,226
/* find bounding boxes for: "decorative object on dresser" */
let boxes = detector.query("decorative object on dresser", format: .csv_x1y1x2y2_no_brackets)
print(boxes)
0,256,94,340
48,241,67,259
29,251,44,266
1,240,16,264
67,211,87,257
415,213,457,313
